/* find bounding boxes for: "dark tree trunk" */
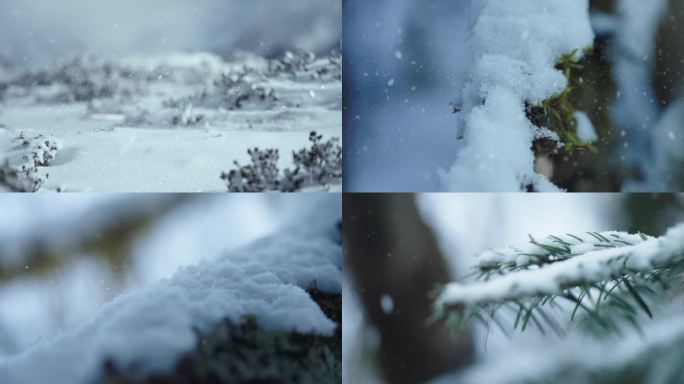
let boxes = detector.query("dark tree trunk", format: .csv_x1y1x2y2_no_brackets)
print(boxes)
344,194,473,384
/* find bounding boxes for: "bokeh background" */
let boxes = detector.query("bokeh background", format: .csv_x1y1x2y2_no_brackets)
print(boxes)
0,0,341,66
0,194,328,356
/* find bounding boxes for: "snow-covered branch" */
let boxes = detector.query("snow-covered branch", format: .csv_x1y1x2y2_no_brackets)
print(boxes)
434,223,684,333
442,0,594,191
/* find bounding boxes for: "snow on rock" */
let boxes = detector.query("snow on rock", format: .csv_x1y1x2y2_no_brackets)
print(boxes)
0,197,341,384
438,224,684,305
442,0,594,191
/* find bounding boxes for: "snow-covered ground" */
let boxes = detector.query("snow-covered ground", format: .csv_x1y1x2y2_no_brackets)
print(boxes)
0,52,341,192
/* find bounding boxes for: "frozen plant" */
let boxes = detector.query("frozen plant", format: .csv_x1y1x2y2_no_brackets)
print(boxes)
267,51,316,77
221,131,342,192
13,57,136,103
0,160,42,192
213,70,278,110
267,51,342,81
221,148,282,192
18,134,62,167
171,103,204,126
289,131,343,188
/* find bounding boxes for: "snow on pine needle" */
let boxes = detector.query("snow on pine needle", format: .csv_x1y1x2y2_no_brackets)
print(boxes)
476,231,652,279
433,223,684,336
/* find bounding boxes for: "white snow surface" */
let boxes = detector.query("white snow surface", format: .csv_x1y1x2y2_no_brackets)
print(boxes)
477,230,650,270
438,223,684,305
442,0,594,191
0,197,342,384
0,52,341,192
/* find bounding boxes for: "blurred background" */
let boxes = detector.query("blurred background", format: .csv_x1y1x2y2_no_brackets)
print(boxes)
343,193,684,383
0,0,341,67
0,194,328,357
343,0,684,192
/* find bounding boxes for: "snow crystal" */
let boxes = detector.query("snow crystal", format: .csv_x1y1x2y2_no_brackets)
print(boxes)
442,0,594,191
0,197,341,384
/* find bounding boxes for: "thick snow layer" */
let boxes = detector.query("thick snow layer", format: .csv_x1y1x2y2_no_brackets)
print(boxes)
442,0,594,191
438,224,684,305
0,196,341,384
0,52,341,192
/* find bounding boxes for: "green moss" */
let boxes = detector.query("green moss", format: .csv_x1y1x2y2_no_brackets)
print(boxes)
100,289,341,384
528,49,598,153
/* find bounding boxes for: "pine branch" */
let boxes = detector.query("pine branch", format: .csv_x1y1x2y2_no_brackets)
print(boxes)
457,311,684,384
433,224,684,335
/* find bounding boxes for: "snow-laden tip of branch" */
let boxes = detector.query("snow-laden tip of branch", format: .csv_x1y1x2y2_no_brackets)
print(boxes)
437,224,684,306
442,0,594,192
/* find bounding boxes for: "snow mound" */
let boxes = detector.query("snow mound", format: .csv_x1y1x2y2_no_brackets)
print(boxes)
0,197,341,384
442,0,594,191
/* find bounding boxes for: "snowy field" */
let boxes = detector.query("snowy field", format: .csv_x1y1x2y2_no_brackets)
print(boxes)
0,52,341,192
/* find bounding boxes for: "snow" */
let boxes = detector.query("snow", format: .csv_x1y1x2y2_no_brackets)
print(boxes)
437,223,684,305
574,111,598,142
380,294,395,315
477,230,650,271
439,0,594,191
0,196,341,384
0,52,341,191
446,311,684,384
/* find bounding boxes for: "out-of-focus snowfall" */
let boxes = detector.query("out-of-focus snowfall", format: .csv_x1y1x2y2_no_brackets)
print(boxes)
343,193,684,383
344,0,684,192
0,0,342,192
0,194,342,383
